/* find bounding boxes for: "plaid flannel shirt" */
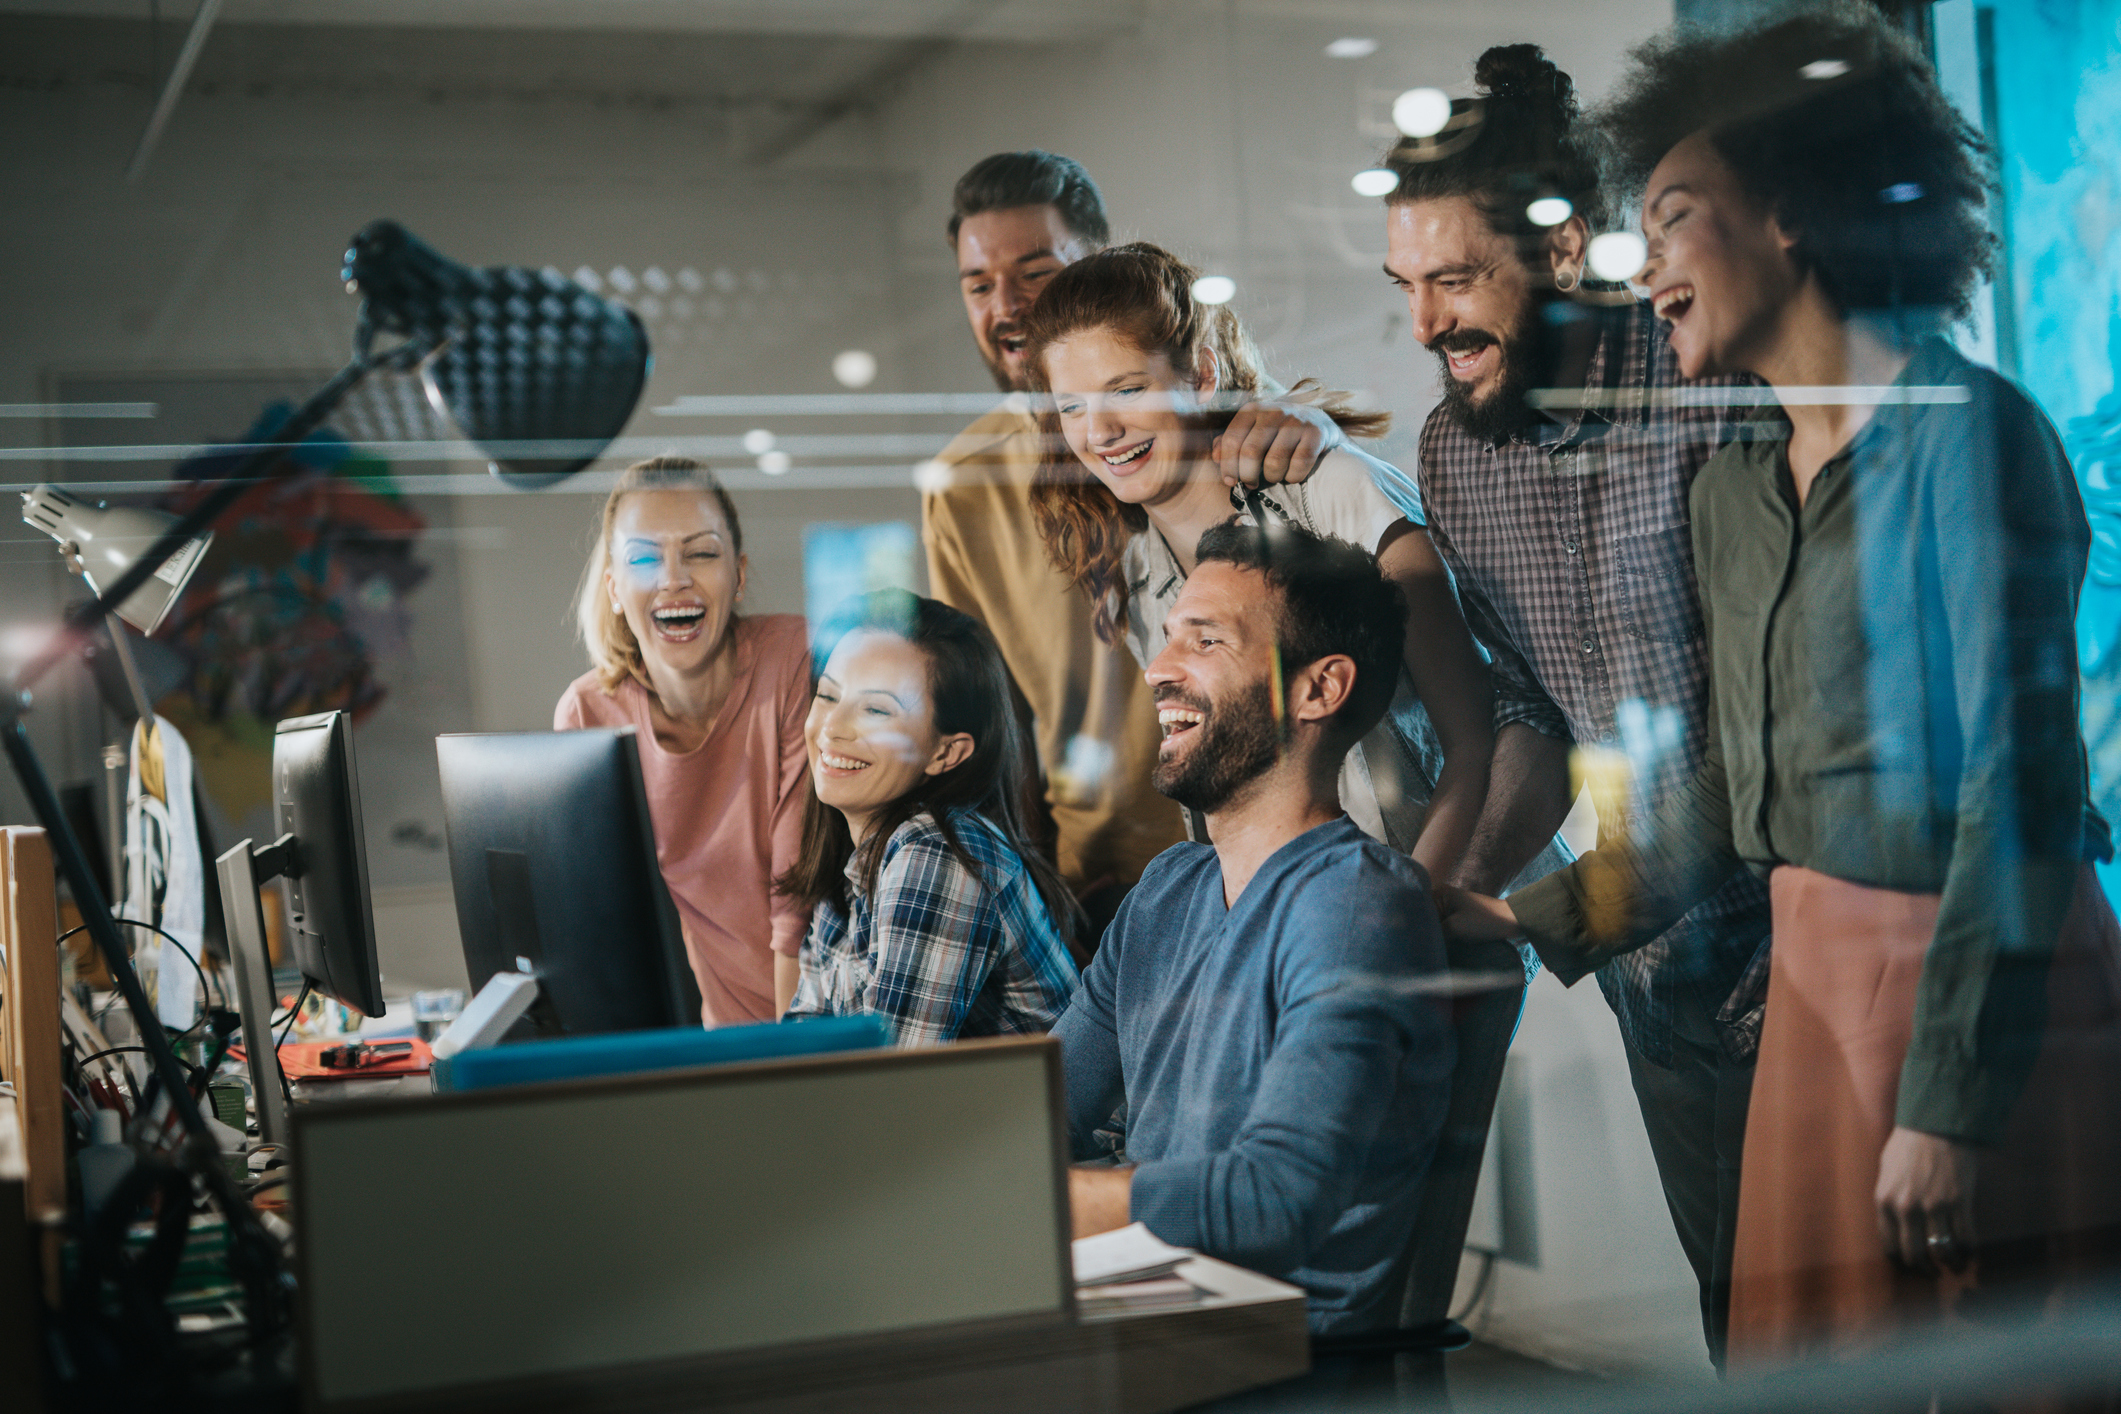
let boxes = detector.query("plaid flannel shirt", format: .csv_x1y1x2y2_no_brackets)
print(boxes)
785,808,1078,1047
1376,302,1773,1066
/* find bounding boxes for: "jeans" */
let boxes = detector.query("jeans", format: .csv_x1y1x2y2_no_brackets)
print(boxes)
1624,996,1755,1371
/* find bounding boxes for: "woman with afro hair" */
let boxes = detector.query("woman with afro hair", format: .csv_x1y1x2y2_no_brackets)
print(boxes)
1442,2,2121,1372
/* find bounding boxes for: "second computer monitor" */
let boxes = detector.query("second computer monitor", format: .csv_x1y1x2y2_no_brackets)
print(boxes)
274,711,386,1017
434,728,694,1036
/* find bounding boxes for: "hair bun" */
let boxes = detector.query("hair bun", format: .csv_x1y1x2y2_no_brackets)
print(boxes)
1475,43,1578,120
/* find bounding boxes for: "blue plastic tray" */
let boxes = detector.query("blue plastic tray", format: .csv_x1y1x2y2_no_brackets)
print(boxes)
435,1014,890,1093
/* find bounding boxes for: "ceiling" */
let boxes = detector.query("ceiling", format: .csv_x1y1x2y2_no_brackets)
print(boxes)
0,0,1149,41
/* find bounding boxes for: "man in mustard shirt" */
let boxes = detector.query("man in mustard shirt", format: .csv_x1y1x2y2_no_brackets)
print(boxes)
924,150,1347,933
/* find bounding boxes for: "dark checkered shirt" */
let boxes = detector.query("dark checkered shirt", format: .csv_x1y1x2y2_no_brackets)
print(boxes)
1383,302,1773,1066
785,808,1078,1047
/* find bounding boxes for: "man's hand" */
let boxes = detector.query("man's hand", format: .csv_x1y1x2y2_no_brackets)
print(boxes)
1433,884,1523,943
1213,399,1343,488
1876,1126,1976,1275
1068,1164,1135,1240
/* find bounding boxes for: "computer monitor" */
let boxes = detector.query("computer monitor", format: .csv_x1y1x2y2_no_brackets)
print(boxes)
434,728,694,1039
272,711,385,1017
215,708,384,1150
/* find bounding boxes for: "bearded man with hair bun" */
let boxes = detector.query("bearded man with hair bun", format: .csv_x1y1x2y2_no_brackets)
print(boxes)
1361,43,1774,1368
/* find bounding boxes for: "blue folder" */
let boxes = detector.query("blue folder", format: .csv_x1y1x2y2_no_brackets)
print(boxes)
435,1014,890,1093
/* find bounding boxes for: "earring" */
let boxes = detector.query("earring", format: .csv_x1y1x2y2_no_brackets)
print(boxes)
610,600,622,614
1554,265,1582,293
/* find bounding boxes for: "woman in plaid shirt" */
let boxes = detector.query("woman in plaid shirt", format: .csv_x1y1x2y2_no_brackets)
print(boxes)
778,589,1079,1045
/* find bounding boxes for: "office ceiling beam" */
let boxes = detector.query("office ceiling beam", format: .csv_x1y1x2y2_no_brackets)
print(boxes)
125,0,222,182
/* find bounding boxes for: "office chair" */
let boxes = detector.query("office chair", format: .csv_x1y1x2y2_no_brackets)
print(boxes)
1309,934,1527,1368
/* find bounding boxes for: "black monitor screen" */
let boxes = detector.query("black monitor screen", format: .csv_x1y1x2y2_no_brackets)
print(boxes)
273,711,385,1017
434,729,693,1036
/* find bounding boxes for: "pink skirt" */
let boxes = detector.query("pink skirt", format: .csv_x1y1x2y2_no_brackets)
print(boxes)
1731,864,2121,1369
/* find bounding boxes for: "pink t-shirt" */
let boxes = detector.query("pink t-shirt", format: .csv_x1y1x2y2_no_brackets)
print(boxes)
553,613,814,1026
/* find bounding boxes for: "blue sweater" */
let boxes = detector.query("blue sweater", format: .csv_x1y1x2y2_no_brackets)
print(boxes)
1053,817,1453,1334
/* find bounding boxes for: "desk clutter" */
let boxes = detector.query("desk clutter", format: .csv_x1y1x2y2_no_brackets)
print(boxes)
5,703,1314,1412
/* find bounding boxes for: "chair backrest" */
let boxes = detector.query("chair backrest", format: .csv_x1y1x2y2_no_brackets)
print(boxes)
1395,953,1527,1331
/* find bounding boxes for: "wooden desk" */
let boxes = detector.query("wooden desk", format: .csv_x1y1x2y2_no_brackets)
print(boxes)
405,1255,1308,1414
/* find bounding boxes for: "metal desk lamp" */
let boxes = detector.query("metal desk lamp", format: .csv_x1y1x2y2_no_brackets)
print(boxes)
6,220,651,1340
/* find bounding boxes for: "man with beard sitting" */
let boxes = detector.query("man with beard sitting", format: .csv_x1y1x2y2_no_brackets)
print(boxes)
1053,519,1454,1338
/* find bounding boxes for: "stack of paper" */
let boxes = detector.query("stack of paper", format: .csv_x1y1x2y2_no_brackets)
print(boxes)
1072,1223,1206,1314
1072,1222,1196,1286
1076,1277,1201,1315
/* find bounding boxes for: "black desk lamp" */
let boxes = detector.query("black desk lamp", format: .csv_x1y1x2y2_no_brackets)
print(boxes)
4,220,651,1339
346,220,649,488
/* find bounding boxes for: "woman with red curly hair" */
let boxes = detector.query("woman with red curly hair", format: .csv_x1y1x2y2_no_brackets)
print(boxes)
1024,241,1517,884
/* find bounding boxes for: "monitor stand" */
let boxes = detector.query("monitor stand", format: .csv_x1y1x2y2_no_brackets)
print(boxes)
431,968,541,1059
215,834,299,1151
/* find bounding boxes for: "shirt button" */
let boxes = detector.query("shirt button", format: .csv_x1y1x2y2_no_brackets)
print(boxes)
1581,637,1598,655
1562,540,1580,554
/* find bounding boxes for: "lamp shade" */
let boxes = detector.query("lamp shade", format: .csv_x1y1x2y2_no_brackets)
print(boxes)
21,485,214,635
340,220,651,489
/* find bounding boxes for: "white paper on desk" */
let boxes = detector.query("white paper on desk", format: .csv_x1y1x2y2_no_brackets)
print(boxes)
1075,1277,1203,1314
1072,1222,1196,1287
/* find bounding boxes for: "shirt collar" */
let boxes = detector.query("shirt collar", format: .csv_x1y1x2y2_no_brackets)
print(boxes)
1523,302,1655,452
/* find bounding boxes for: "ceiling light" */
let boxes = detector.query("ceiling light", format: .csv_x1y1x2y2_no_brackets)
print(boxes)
757,450,791,476
0,624,54,662
1588,231,1649,283
1325,37,1378,59
1802,58,1850,79
833,349,878,388
1191,275,1236,306
1392,88,1452,139
1352,168,1400,198
743,428,776,455
1526,197,1573,227
912,459,953,495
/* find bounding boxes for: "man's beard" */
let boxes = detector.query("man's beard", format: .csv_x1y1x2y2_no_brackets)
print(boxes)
982,322,1028,392
1429,299,1554,445
1151,678,1284,814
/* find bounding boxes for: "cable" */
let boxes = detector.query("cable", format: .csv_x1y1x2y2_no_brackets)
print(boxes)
1450,1248,1500,1324
74,1045,153,1070
72,1043,152,1113
273,981,312,1111
58,919,214,1035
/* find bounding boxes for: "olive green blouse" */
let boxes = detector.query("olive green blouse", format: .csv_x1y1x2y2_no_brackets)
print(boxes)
1510,338,2109,1144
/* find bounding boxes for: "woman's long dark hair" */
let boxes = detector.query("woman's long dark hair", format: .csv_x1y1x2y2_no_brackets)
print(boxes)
774,590,1081,943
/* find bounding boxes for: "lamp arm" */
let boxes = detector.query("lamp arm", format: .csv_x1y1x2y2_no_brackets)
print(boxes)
8,338,423,698
0,331,430,1338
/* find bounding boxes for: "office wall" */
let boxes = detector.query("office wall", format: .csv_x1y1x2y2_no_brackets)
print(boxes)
0,1,1712,1379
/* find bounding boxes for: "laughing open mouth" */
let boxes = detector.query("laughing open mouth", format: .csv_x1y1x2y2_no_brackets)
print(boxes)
1443,342,1496,380
1157,703,1204,739
650,604,707,639
1102,440,1153,468
1653,284,1696,322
